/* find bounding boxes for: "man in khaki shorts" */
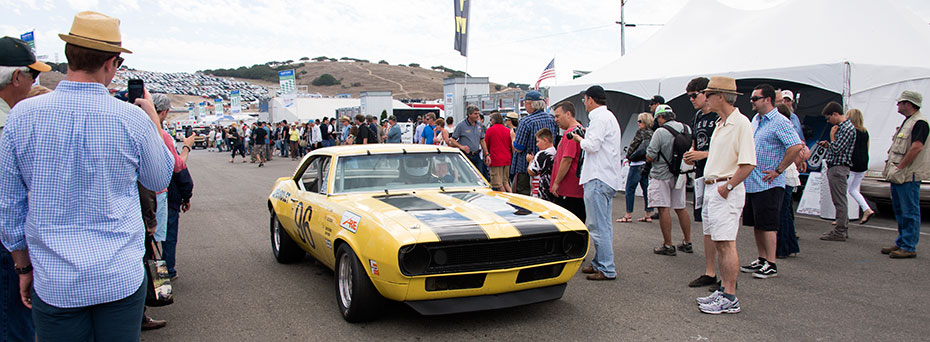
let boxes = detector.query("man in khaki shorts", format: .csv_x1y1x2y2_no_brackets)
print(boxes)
645,104,692,256
693,76,756,315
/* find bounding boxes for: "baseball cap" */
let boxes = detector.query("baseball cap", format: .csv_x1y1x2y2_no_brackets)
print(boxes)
648,95,665,105
524,90,544,101
654,104,674,116
0,36,51,72
781,90,794,101
584,85,607,101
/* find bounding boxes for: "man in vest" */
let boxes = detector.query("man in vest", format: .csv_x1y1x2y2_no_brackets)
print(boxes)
881,90,929,259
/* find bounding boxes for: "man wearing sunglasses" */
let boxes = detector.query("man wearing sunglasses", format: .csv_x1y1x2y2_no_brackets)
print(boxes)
0,37,51,137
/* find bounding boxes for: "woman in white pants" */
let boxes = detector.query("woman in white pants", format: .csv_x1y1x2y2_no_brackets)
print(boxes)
847,109,873,224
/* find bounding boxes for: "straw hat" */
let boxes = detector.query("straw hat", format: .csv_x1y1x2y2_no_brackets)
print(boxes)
58,11,132,53
702,76,742,95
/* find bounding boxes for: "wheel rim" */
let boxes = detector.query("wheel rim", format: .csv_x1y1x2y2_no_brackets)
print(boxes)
338,253,353,309
272,217,281,253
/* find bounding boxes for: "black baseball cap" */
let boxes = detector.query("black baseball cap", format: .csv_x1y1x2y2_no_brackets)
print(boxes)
0,37,51,72
648,95,665,105
584,85,607,100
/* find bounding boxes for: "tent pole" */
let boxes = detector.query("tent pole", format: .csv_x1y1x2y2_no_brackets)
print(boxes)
843,61,851,111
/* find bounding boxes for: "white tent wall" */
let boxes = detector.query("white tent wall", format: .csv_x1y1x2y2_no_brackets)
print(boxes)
849,77,930,170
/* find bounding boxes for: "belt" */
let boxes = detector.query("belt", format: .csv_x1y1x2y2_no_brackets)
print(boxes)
466,151,481,156
703,177,731,185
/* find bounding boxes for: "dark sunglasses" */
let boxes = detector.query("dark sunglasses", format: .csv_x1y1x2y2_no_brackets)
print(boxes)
26,69,39,81
637,120,643,123
688,93,700,99
703,92,718,98
114,56,124,68
749,96,764,102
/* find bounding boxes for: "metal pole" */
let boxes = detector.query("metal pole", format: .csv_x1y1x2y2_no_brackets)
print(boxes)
620,0,626,56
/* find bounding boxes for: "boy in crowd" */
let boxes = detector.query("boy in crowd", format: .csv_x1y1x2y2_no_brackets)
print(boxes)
528,128,557,202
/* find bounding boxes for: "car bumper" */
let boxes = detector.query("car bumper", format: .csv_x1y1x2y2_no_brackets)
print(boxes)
405,283,566,315
859,176,930,206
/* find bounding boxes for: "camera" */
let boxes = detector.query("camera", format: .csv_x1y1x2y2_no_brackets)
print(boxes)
566,126,586,140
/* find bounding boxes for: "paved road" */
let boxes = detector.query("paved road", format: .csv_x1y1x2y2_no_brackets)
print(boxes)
142,149,930,341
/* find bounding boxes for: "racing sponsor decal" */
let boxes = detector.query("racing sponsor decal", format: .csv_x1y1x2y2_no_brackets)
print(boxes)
376,195,488,241
446,192,560,236
292,202,315,248
271,189,290,202
369,260,380,275
324,239,332,249
340,211,361,233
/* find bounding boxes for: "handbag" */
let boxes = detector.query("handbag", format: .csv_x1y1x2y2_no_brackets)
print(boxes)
299,139,308,148
145,238,174,307
628,137,650,162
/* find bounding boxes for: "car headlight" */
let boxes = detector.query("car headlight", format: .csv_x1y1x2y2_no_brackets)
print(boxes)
561,231,587,258
398,244,430,275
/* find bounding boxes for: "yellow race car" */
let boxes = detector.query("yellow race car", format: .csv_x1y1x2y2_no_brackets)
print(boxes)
267,144,588,322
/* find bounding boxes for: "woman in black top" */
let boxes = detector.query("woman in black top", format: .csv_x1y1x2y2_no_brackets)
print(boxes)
846,109,873,224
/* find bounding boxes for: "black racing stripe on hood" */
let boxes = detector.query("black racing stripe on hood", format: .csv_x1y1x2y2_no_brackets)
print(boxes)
376,194,488,241
446,192,560,236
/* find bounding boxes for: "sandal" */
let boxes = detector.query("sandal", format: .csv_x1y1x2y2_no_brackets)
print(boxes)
637,216,653,223
859,209,874,225
616,216,634,223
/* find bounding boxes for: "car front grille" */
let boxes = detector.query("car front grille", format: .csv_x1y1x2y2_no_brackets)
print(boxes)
398,231,588,276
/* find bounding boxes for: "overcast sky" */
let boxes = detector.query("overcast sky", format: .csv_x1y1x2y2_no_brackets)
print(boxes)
3,0,929,88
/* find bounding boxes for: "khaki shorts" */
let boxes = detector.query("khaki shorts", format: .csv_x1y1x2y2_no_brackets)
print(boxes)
701,182,746,241
647,177,686,209
489,166,510,189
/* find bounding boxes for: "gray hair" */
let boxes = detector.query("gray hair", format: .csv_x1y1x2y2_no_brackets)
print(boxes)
152,93,172,112
723,93,738,105
466,105,480,115
527,100,548,112
658,110,676,121
0,66,29,89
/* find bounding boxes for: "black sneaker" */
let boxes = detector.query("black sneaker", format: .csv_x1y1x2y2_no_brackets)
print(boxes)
688,275,717,287
753,261,778,279
677,241,693,253
653,245,677,256
740,258,764,273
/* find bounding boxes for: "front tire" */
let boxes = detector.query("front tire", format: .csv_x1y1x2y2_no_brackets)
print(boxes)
335,244,383,322
270,212,305,263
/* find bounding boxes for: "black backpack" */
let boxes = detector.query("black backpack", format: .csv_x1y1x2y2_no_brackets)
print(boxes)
658,123,693,176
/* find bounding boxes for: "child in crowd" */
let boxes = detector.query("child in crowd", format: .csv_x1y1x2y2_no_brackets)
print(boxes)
527,128,556,202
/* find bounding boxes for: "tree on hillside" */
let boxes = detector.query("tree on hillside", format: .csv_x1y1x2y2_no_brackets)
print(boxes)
312,56,328,62
378,60,389,64
284,59,294,64
409,63,420,68
299,57,310,61
312,74,341,86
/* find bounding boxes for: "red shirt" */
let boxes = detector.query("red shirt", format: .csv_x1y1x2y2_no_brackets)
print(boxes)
485,124,513,167
551,124,583,198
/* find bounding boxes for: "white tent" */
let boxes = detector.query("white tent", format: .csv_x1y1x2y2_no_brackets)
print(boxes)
550,0,930,170
270,97,411,124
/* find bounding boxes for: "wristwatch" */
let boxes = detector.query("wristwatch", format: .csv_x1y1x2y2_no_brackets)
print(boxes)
14,264,32,274
725,183,734,191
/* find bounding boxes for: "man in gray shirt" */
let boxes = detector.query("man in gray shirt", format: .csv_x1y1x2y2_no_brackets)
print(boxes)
385,116,401,143
645,105,693,256
451,105,489,174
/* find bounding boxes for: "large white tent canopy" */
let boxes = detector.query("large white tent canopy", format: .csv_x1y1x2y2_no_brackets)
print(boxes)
550,0,930,170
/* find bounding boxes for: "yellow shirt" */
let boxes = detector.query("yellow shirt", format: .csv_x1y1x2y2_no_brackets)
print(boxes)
289,128,300,142
703,108,756,179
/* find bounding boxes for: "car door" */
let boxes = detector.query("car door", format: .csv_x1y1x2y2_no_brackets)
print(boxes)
292,156,332,262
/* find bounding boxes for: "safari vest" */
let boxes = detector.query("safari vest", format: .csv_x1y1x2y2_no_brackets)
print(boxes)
883,111,930,184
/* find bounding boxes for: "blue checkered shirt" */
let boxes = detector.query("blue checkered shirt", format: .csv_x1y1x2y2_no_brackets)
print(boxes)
0,81,174,308
511,110,559,174
746,109,804,193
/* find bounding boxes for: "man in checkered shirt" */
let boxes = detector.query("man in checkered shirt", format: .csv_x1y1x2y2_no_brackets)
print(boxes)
511,91,559,195
819,101,857,241
739,84,803,280
0,11,174,340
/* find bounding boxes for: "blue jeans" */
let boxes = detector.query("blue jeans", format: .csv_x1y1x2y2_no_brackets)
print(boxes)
1,247,34,341
31,272,145,341
624,164,651,214
583,178,617,278
165,208,180,277
155,192,168,241
891,181,921,252
776,186,800,257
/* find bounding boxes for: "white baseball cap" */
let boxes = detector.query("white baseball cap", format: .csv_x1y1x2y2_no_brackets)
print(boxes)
781,90,794,101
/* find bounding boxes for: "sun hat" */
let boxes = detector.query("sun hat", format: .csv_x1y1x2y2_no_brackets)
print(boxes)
58,11,132,53
505,112,519,120
897,90,922,108
702,76,742,95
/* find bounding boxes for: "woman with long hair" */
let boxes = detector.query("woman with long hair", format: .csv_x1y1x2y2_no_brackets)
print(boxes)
433,118,450,146
618,112,655,223
846,108,873,224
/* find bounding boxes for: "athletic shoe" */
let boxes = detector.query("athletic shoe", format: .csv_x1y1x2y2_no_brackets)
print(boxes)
753,261,778,279
696,289,722,305
740,258,764,273
699,295,741,314
653,245,677,256
688,275,717,288
677,241,693,253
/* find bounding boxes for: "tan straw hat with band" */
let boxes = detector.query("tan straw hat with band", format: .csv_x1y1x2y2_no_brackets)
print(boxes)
58,11,132,54
702,76,742,95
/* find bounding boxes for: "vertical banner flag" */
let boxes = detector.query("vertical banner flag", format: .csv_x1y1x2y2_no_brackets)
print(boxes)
453,0,469,56
189,106,195,120
278,69,296,107
534,59,556,90
214,98,223,116
198,102,206,119
20,31,39,85
230,90,241,114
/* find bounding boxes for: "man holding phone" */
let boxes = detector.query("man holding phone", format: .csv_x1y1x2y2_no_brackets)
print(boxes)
0,11,174,340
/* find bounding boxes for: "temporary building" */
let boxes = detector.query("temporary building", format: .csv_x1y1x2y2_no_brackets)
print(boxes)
269,97,411,123
550,0,930,170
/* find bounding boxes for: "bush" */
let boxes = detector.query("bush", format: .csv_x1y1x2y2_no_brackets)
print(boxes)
351,82,361,87
300,70,308,74
312,56,328,62
312,74,341,86
378,60,388,64
299,57,310,61
495,85,503,91
409,63,420,68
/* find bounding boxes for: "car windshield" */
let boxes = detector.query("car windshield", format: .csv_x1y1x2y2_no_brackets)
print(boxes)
332,152,487,194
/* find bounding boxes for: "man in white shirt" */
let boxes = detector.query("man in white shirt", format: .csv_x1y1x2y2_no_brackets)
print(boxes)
571,85,624,281
310,120,322,149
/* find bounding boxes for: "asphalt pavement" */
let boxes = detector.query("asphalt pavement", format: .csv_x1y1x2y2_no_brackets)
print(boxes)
142,148,930,341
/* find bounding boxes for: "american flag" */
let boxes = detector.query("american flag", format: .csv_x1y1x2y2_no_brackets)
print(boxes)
534,58,555,90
